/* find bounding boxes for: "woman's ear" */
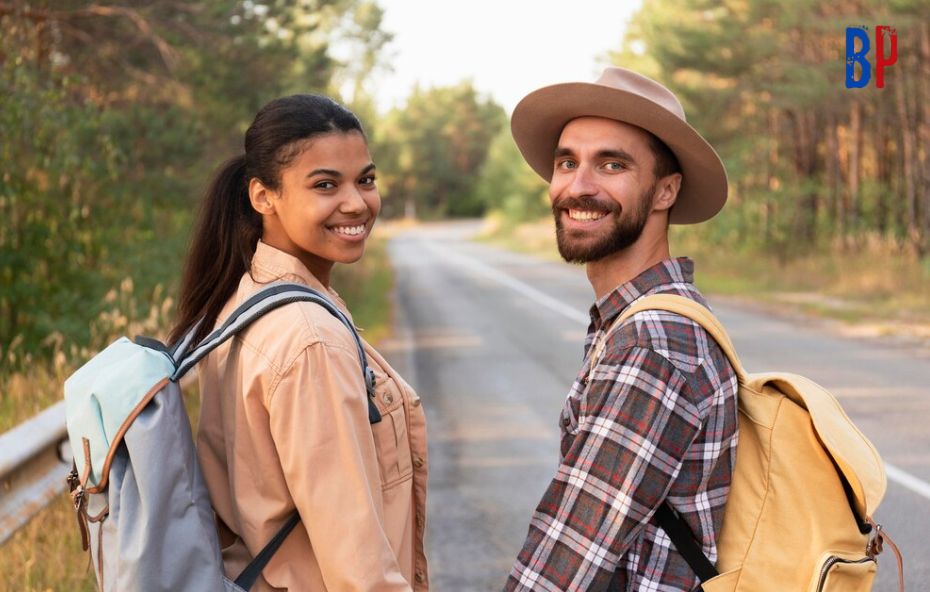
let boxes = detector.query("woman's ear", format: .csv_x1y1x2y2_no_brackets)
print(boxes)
249,177,277,215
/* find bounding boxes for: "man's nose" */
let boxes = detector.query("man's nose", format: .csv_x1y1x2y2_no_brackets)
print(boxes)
565,163,598,198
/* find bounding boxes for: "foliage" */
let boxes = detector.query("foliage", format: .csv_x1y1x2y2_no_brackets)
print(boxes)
0,0,389,361
610,0,930,257
475,126,550,226
374,82,506,219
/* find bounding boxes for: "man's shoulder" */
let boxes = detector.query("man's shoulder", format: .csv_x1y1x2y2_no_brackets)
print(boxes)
614,287,733,380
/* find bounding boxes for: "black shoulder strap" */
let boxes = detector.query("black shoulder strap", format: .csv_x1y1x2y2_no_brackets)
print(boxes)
655,501,718,585
233,513,301,590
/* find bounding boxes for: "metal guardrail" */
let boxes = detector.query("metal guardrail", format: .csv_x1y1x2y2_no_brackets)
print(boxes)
0,401,72,545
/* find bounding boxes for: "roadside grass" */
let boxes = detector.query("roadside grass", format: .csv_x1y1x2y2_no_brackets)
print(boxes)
0,235,393,592
481,215,930,331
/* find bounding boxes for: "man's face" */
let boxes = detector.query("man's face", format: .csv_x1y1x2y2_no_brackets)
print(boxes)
549,117,659,264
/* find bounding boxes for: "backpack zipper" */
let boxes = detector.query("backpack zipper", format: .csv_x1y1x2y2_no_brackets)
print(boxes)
815,555,874,591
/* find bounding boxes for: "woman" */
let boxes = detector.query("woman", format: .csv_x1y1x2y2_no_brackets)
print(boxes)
169,95,428,591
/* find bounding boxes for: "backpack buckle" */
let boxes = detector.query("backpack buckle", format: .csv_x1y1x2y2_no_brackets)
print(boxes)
866,523,884,558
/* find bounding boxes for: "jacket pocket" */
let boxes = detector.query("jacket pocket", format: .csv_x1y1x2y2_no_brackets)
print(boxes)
808,552,876,592
370,367,414,487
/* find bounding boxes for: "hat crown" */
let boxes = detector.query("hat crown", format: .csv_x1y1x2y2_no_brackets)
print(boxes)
595,67,686,122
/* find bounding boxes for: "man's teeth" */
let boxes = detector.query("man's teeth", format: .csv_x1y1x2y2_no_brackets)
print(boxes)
331,224,366,236
567,209,607,221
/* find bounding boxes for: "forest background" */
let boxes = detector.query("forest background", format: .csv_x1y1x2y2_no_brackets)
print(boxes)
1,0,929,587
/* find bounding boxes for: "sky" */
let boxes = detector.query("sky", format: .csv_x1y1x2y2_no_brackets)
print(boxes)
369,0,644,114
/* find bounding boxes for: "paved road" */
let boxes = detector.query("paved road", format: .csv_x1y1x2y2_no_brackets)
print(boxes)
378,221,928,592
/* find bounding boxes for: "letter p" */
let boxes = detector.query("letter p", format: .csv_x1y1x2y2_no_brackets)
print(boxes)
846,27,871,89
875,26,897,89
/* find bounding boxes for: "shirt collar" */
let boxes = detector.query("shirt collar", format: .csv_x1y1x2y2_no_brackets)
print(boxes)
589,257,695,330
250,240,349,311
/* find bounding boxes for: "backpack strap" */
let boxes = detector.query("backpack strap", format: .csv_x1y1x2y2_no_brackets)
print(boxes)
171,282,381,424
655,502,718,585
233,513,301,590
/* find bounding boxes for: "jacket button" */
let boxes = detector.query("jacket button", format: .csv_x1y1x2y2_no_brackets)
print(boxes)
415,572,425,584
411,398,421,407
384,393,394,404
413,456,424,469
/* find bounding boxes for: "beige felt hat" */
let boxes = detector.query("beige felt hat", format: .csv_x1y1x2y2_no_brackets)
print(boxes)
510,67,728,224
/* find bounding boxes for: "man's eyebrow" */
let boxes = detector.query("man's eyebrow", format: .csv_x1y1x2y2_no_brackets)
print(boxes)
553,147,638,165
595,149,637,164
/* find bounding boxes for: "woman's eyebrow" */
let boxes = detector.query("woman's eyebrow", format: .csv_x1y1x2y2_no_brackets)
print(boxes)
306,168,342,178
359,163,376,176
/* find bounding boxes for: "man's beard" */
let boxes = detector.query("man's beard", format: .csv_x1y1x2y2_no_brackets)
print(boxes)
552,184,655,264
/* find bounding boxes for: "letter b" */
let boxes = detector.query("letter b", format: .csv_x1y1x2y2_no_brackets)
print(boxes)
846,27,871,89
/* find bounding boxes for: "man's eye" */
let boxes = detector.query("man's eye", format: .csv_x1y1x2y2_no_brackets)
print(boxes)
557,160,577,170
605,162,625,171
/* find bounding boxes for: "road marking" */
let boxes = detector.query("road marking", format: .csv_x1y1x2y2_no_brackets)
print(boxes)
885,463,930,501
429,240,930,503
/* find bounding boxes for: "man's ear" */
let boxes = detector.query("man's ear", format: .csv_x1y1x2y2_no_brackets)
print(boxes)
653,172,682,212
249,177,277,215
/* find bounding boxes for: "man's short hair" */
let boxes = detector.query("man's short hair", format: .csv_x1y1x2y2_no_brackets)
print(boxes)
646,132,681,180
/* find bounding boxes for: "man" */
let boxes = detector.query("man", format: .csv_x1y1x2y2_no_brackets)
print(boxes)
504,67,739,591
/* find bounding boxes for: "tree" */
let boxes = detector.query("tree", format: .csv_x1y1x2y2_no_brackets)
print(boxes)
375,82,505,219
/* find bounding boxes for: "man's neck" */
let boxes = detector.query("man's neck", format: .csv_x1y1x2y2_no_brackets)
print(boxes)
586,230,672,300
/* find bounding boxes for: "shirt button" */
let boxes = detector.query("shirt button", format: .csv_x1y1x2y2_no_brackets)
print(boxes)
581,375,590,385
413,456,424,469
560,416,571,428
383,392,394,404
415,572,425,584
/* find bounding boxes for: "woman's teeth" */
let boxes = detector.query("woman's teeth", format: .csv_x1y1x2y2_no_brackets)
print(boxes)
331,224,366,236
568,209,607,221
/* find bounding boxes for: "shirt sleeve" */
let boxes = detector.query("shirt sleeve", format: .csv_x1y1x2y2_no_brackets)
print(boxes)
505,346,704,591
267,341,412,592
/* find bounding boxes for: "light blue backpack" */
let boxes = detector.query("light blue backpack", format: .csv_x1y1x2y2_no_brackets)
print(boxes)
64,283,381,591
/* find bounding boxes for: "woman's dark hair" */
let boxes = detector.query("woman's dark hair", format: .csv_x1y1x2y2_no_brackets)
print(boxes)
169,94,364,347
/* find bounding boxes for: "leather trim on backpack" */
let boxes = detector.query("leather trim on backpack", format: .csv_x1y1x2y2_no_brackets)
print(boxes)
84,376,171,494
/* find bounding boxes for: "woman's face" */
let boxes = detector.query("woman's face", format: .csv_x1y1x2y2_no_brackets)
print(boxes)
252,130,380,283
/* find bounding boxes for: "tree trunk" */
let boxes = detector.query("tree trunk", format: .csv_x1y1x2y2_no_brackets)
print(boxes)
848,100,862,240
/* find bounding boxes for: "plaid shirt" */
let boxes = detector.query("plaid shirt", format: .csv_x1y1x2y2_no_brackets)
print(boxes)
505,258,738,592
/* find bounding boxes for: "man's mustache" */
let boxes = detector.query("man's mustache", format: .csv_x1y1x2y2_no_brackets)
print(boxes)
551,196,621,216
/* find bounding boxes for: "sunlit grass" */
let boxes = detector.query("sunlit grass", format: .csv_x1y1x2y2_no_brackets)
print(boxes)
0,237,392,591
481,216,930,327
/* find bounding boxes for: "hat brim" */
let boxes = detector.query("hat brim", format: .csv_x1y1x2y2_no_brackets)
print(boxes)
510,82,728,225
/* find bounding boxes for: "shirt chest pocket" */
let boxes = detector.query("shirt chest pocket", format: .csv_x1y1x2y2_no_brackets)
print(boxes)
369,367,414,487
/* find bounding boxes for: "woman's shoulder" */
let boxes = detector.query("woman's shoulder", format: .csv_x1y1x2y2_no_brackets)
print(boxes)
236,299,359,367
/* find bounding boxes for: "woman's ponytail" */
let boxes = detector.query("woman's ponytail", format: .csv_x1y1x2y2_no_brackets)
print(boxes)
169,154,261,346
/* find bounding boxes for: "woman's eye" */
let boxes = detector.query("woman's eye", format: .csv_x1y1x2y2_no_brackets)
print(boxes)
359,175,377,186
314,181,336,190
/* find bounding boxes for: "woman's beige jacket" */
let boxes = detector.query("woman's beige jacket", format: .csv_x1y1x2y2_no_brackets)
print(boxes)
197,241,429,591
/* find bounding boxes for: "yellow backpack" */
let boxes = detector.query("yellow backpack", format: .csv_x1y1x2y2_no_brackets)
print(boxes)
611,294,903,592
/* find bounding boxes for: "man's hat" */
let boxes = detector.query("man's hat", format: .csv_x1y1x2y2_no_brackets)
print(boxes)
510,67,728,224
